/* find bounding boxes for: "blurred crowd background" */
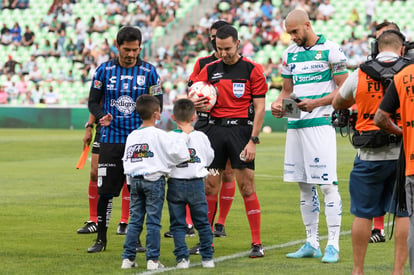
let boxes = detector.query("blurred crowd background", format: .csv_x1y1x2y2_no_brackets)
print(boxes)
0,0,412,110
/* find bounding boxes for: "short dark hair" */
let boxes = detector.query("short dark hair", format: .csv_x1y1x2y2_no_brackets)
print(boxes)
210,20,230,32
116,26,142,47
376,21,400,32
216,24,238,42
135,95,160,120
173,98,195,122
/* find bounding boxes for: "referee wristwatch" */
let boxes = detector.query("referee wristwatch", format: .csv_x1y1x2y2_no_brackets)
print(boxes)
250,136,260,144
85,122,94,129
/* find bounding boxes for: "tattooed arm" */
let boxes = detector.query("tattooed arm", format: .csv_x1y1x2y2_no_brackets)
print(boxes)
374,109,402,135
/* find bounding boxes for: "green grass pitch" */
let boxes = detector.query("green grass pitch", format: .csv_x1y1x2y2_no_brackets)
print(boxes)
0,129,410,274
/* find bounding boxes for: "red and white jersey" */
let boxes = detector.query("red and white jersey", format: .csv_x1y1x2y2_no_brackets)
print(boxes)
123,126,190,181
169,130,214,179
195,56,268,118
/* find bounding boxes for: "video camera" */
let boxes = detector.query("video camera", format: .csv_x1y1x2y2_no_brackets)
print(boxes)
331,109,357,137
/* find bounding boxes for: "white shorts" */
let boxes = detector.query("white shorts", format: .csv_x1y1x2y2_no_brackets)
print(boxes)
283,125,337,184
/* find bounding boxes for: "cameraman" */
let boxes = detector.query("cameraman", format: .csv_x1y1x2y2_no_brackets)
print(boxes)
332,30,409,275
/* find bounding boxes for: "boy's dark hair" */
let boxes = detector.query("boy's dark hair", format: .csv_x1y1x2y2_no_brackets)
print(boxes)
173,98,195,122
116,26,142,47
135,95,160,120
216,24,238,42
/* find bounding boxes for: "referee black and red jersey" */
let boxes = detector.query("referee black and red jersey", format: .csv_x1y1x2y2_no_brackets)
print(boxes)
188,53,218,86
195,56,268,118
90,57,161,144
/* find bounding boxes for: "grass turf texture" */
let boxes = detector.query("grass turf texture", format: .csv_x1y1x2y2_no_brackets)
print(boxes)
0,129,410,274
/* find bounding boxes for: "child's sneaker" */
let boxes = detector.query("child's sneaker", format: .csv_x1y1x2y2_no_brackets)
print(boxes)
286,242,322,258
321,245,340,263
176,258,190,269
202,259,215,268
147,260,164,270
121,258,137,269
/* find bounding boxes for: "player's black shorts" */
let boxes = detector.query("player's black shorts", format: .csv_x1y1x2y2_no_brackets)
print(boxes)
91,125,101,154
194,111,211,133
207,118,254,170
97,143,126,197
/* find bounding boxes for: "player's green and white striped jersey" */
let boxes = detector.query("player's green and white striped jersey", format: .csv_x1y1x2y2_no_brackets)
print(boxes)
281,35,348,129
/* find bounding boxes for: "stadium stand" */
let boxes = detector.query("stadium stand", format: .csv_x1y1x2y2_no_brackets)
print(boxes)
0,0,413,107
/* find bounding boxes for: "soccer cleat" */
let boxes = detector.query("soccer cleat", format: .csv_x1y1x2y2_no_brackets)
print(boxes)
249,243,265,258
213,223,226,237
164,225,195,238
77,221,97,234
202,259,215,268
286,242,322,258
87,239,106,253
186,224,195,237
188,243,200,255
121,258,138,269
136,239,147,253
176,258,190,269
369,229,385,243
116,222,128,235
321,245,340,263
147,260,164,270
164,231,173,238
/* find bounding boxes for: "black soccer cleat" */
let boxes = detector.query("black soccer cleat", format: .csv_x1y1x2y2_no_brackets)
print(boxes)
117,222,128,235
87,239,106,253
188,243,200,255
136,239,147,253
186,224,195,237
249,243,265,258
77,221,97,234
164,231,173,238
213,223,226,237
369,229,385,243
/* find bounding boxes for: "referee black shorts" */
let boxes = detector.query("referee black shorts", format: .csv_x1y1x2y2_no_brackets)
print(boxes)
194,112,211,133
97,143,126,197
207,122,254,170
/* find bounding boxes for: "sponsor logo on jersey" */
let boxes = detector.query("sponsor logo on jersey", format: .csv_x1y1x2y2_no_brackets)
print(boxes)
110,95,136,114
121,75,134,81
176,148,200,168
106,65,116,70
139,66,151,73
109,76,116,83
233,83,245,98
125,143,154,162
211,72,224,80
93,80,102,89
107,84,116,90
137,75,146,86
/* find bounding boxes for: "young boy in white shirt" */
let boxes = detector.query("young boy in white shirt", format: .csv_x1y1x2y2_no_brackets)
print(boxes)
167,98,215,269
121,95,191,271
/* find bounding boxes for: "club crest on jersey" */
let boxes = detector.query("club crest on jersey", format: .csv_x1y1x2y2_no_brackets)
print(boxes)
110,95,136,114
93,80,102,89
137,75,146,86
233,83,245,98
315,51,322,60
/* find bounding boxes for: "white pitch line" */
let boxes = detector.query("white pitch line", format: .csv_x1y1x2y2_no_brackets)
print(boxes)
135,230,352,275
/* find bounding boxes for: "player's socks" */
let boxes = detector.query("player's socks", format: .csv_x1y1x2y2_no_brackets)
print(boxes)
373,215,384,234
206,194,218,230
243,192,261,245
322,184,342,251
299,184,320,249
88,180,98,223
216,180,235,225
185,204,193,226
97,196,113,243
119,182,130,224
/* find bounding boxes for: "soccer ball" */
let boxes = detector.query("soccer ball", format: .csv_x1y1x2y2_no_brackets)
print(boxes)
188,81,217,112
